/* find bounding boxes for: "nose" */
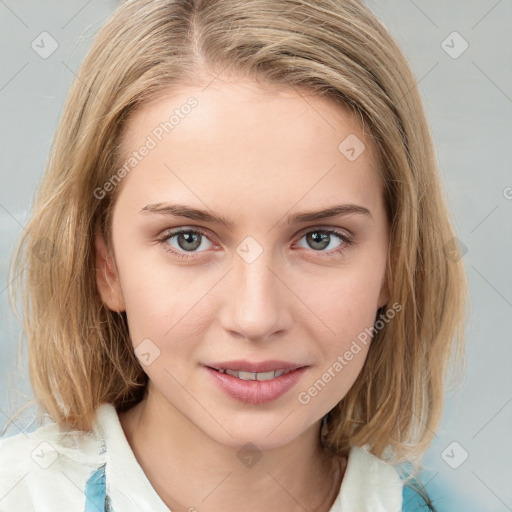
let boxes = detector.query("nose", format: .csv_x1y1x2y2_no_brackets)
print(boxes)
218,247,293,342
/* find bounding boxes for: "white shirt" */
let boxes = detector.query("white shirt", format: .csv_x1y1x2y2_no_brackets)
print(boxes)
0,403,404,511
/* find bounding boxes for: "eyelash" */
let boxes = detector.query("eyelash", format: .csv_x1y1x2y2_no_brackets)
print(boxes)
156,227,354,260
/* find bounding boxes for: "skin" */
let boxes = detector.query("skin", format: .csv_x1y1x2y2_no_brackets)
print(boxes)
95,77,390,511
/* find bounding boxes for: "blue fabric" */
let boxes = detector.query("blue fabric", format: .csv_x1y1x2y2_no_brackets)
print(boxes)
84,464,107,512
402,481,435,511
84,461,432,511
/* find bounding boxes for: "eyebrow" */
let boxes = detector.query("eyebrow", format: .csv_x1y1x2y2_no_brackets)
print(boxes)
139,202,372,227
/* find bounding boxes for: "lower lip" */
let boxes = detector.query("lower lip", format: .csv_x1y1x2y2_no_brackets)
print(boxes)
204,366,309,404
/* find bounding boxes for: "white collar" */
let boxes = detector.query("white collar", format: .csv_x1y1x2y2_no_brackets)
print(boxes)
93,403,402,511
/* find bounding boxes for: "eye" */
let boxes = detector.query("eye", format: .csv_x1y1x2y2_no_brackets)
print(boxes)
295,228,353,256
157,228,214,259
156,227,353,260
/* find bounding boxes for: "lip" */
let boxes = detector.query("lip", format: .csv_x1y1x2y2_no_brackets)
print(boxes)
206,359,305,373
204,364,309,404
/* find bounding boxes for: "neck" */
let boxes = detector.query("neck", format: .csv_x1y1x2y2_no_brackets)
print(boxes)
118,391,346,512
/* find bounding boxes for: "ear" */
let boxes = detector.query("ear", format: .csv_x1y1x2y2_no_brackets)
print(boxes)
94,225,126,312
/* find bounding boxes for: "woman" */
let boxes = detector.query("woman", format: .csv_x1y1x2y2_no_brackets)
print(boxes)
1,1,467,510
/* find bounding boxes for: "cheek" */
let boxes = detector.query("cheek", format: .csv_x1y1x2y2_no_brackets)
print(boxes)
295,258,385,339
115,246,219,358
297,277,378,407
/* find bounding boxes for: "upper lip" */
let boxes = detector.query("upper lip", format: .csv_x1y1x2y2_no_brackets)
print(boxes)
206,360,307,373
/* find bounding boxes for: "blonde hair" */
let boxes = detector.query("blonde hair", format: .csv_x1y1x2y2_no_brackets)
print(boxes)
7,0,467,473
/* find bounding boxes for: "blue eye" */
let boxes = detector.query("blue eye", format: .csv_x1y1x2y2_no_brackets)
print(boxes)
157,227,353,259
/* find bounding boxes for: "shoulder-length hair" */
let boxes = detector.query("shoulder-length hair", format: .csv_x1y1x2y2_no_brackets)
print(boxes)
7,0,467,473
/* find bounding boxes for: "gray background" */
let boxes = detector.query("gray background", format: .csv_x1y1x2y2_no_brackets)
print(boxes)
1,1,511,510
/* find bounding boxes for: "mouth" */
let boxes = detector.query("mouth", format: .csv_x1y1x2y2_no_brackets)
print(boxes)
204,363,309,404
205,359,308,382
208,368,295,381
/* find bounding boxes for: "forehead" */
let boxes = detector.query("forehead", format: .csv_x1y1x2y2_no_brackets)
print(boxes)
115,78,384,219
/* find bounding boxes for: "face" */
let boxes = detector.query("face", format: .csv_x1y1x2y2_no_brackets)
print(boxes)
95,77,390,451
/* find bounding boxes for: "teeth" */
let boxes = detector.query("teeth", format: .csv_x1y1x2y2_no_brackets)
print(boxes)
256,371,278,381
238,370,257,380
219,369,292,381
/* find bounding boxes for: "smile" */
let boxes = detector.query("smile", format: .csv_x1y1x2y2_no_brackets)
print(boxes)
205,365,309,404
215,369,292,380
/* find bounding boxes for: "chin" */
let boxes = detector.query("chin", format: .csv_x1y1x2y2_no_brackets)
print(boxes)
199,414,314,452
